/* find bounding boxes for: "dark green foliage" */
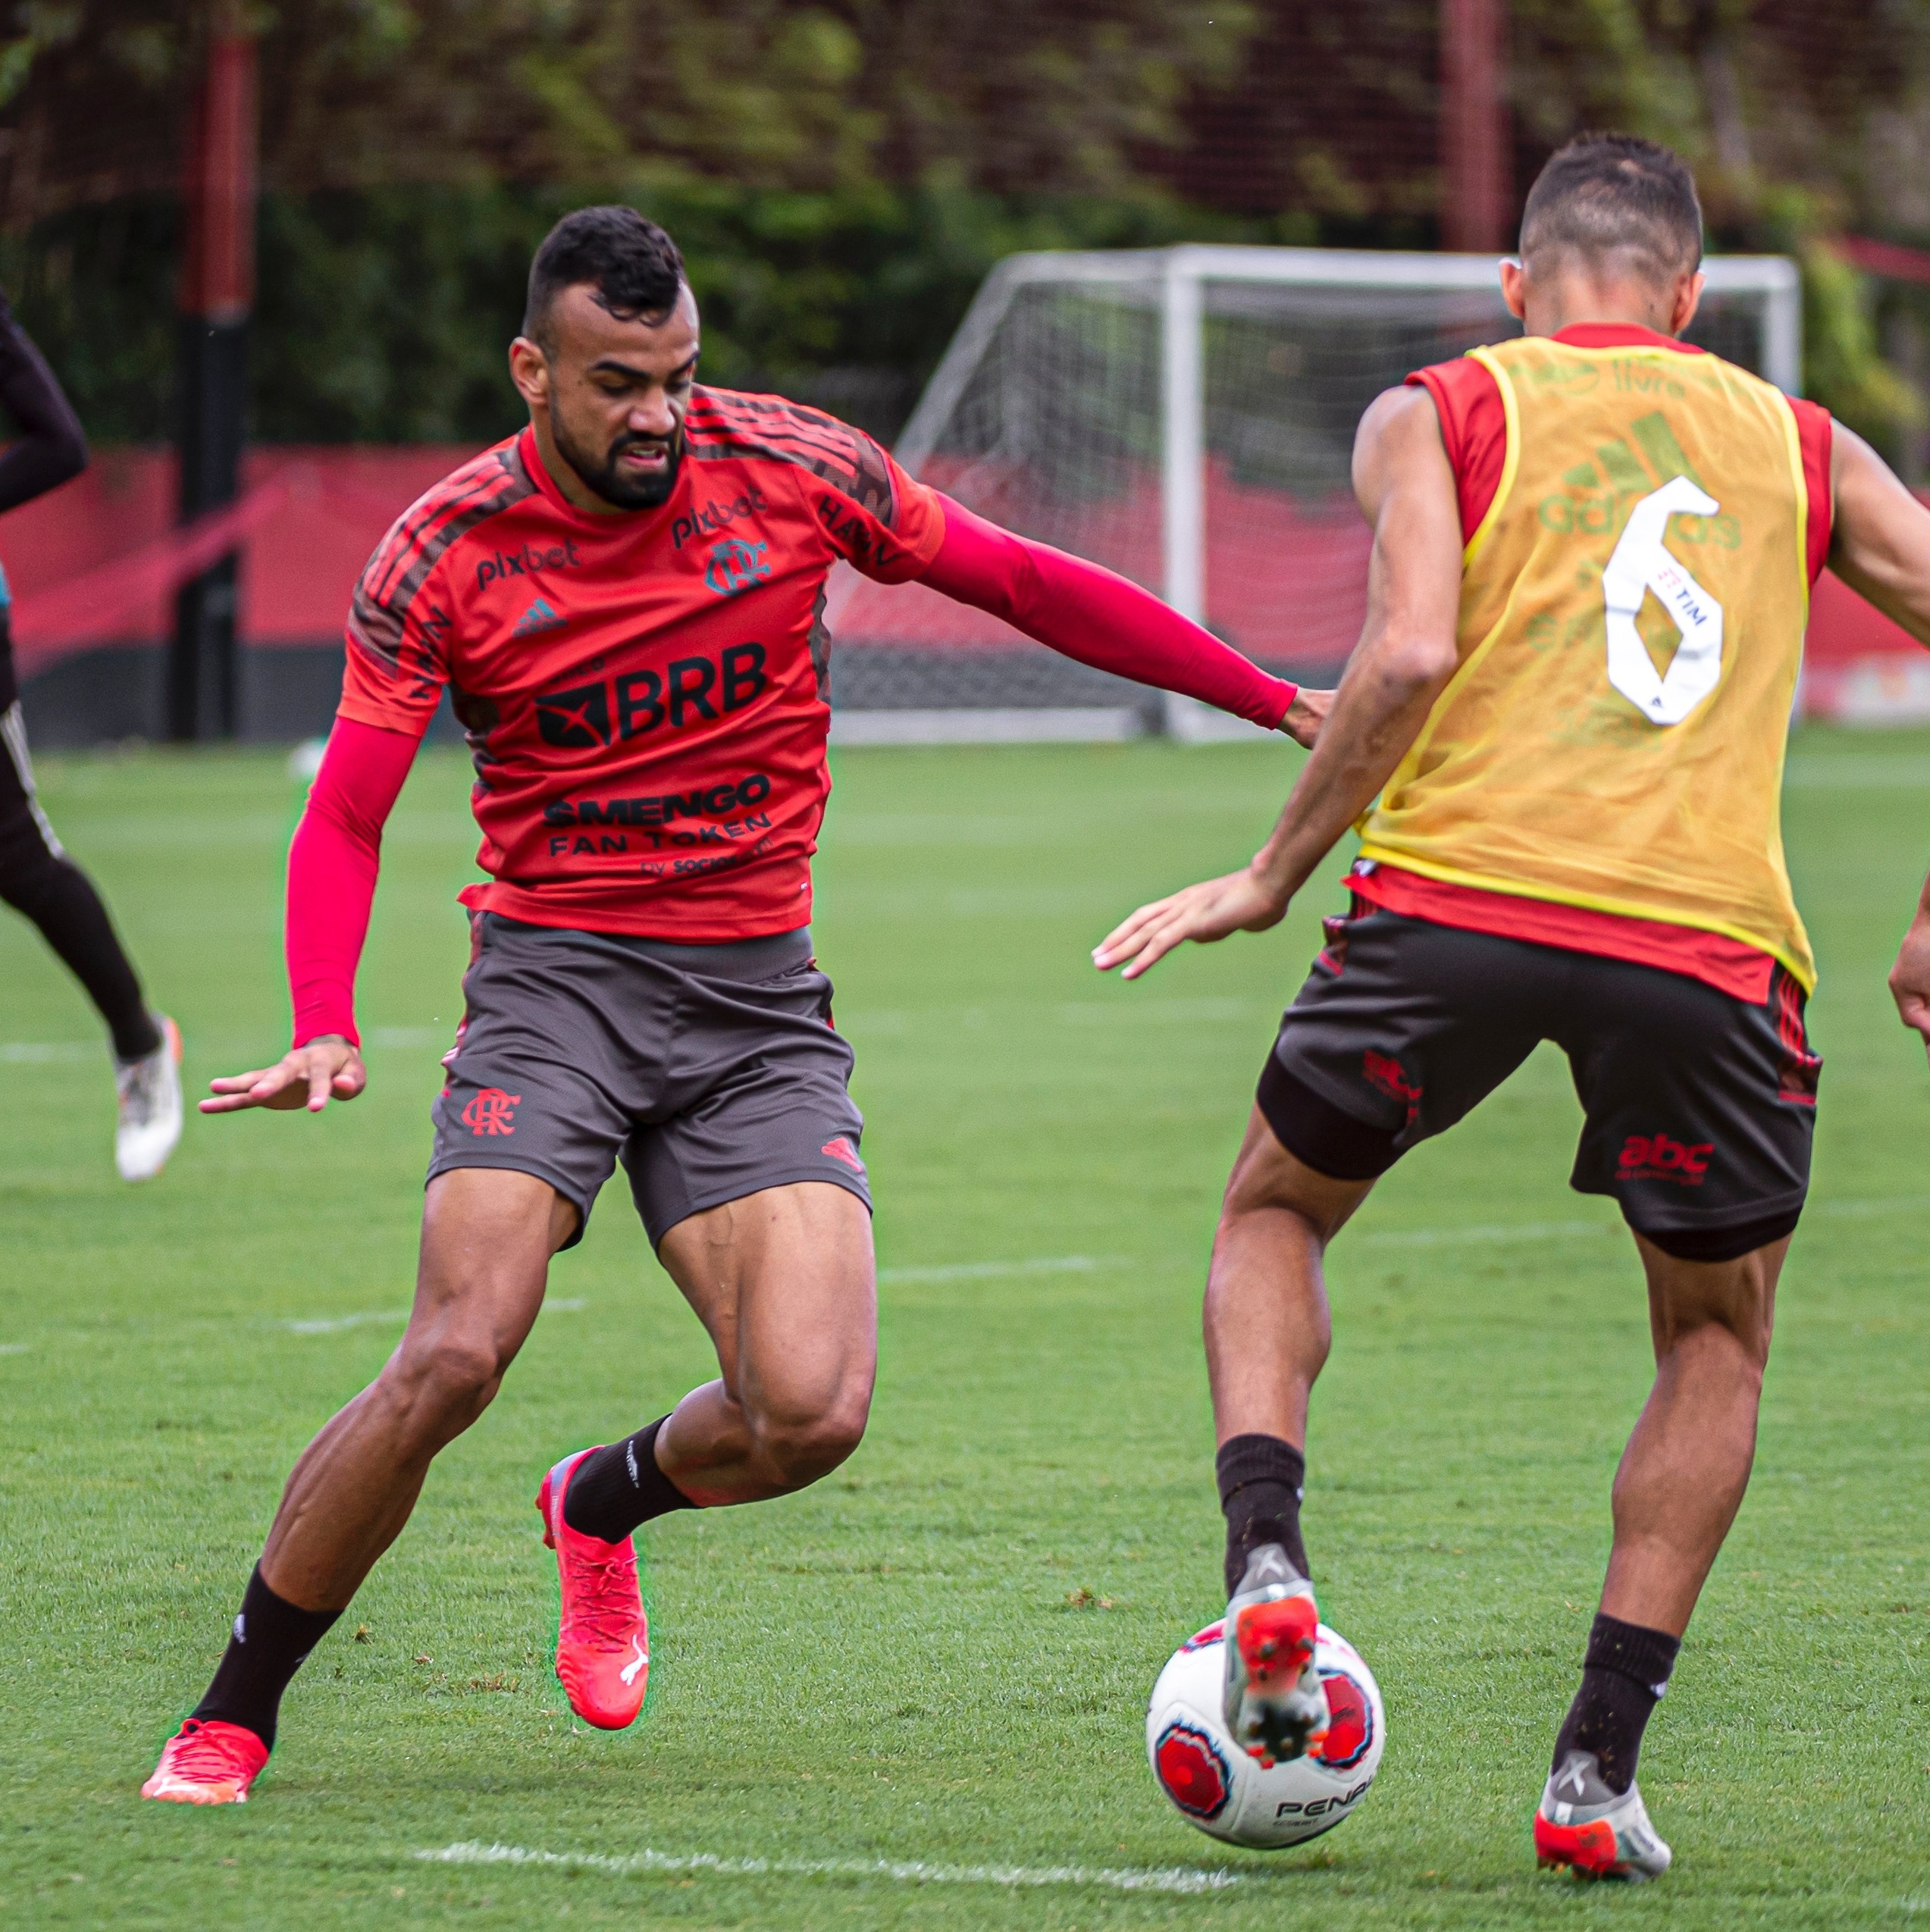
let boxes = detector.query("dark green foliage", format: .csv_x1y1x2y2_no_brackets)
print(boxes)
5,182,1258,445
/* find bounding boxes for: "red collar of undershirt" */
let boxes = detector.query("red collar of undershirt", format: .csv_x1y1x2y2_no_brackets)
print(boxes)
1549,322,1703,355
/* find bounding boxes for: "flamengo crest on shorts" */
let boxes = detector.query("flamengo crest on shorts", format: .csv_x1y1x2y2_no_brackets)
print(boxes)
461,1088,521,1135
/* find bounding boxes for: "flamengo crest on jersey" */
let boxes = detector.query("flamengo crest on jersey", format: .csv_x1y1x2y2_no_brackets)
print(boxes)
337,392,945,942
1358,333,1817,990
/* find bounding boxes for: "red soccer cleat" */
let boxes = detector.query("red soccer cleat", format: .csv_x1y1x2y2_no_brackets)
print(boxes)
140,1718,269,1805
1534,1752,1673,1880
1222,1545,1329,1768
537,1448,650,1730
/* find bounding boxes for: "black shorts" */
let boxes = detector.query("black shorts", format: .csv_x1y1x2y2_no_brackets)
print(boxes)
428,914,869,1249
1257,907,1819,1262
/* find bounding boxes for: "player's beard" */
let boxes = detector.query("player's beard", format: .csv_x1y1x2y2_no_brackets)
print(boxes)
553,416,685,511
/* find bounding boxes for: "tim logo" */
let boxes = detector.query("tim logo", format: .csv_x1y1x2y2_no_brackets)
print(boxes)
462,1088,521,1136
1154,1720,1232,1821
1617,1132,1712,1185
821,1136,865,1174
1314,1667,1375,1772
705,537,772,598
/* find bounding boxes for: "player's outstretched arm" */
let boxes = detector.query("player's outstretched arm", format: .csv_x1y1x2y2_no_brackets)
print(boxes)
1829,425,1930,1061
202,718,417,1116
916,497,1333,742
1092,385,1463,979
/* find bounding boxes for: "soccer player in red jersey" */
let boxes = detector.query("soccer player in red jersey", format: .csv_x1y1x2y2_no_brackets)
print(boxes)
141,206,1330,1803
1098,136,1930,1877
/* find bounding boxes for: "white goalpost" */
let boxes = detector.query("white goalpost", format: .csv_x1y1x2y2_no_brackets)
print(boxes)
826,244,1801,746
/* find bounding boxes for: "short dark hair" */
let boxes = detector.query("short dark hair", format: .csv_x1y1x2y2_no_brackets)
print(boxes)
523,206,687,352
1518,133,1703,279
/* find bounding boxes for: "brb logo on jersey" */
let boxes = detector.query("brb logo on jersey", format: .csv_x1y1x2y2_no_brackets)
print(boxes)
704,537,772,598
535,644,769,747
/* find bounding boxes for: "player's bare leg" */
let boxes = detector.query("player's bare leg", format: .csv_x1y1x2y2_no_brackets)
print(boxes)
1536,1232,1785,1881
1603,1232,1784,1633
1203,1107,1374,1764
144,1167,575,1801
540,1179,875,1727
653,1181,877,1499
262,1168,578,1608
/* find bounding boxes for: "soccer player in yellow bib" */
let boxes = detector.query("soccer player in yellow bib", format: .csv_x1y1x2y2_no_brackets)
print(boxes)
1095,133,1930,1881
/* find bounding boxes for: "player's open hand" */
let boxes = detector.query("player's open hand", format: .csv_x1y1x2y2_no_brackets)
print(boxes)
1279,686,1333,749
1092,867,1288,981
1889,912,1930,1069
201,1035,367,1115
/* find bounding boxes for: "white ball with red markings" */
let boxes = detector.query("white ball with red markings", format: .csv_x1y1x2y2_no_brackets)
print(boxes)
1145,1619,1385,1848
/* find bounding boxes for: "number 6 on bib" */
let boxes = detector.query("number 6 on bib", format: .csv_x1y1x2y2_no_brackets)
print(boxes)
1602,474,1724,726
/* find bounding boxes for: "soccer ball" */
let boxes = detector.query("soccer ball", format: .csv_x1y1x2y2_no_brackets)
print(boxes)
1146,1619,1385,1848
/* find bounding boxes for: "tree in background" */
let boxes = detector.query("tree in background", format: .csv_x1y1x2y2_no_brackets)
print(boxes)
2,2,1928,453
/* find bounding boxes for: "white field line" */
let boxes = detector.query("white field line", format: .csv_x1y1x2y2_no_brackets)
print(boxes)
877,1255,1123,1284
1358,1220,1609,1248
415,1840,1242,1896
1056,997,1260,1025
283,1309,407,1335
281,1298,587,1335
0,1342,29,1355
1813,1195,1930,1218
0,1041,97,1063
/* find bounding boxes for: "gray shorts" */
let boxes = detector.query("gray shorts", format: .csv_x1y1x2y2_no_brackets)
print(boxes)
428,914,867,1248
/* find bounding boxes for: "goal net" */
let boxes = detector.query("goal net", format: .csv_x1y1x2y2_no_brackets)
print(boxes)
826,246,1800,744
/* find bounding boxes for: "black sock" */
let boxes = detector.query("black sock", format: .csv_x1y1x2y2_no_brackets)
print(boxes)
562,1417,696,1542
0,850,159,1061
1217,1433,1308,1596
190,1566,342,1752
1550,1613,1681,1796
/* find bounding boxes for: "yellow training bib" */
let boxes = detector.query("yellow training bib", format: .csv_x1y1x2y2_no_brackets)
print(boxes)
1358,333,1816,988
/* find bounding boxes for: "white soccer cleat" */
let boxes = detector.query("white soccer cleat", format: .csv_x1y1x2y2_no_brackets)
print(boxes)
1534,1749,1673,1881
1222,1542,1329,1767
115,1014,182,1182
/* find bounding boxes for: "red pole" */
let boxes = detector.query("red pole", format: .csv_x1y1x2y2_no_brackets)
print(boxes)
1441,0,1511,253
180,32,258,324
170,23,258,741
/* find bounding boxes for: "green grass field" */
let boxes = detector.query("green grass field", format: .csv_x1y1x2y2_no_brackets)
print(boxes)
2,730,1928,1929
